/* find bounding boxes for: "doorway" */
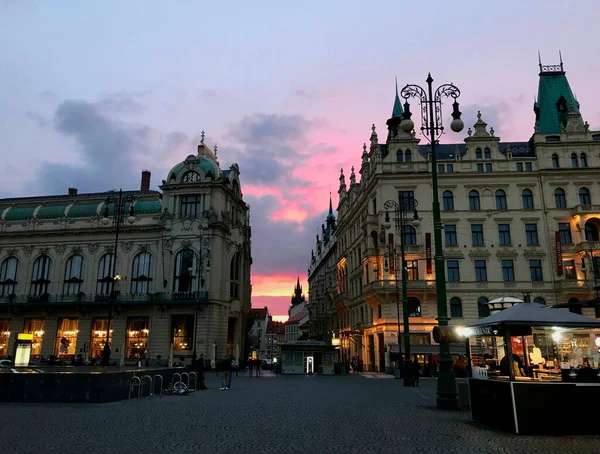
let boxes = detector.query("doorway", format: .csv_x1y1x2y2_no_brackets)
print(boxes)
305,355,314,374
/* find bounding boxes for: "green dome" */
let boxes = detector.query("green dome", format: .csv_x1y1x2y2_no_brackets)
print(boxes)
199,156,219,178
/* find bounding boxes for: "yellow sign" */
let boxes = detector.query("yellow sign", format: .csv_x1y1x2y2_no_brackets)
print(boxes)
17,333,34,341
331,338,340,346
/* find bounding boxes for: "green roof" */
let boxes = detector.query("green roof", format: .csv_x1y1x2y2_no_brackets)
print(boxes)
392,79,403,118
4,206,38,221
37,204,68,219
68,202,101,218
536,71,582,133
168,162,185,180
134,199,162,214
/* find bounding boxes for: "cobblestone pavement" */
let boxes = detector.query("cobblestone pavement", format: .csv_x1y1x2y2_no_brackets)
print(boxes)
1,372,599,453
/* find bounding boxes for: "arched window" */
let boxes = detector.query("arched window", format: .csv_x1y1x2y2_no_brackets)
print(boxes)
495,189,507,210
521,189,534,209
554,188,566,208
63,254,84,296
568,297,582,315
31,255,52,296
551,154,560,168
442,191,454,211
396,150,403,162
450,297,462,318
131,252,153,294
408,297,421,317
181,171,201,182
404,150,412,163
230,252,240,298
96,253,119,295
475,148,482,159
174,249,197,293
0,257,19,296
484,148,491,159
469,190,480,211
585,221,600,241
534,296,546,305
477,297,490,318
571,153,578,168
232,180,240,196
579,187,591,206
403,225,417,245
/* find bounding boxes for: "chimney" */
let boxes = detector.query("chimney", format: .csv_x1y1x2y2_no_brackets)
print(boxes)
141,170,151,191
68,188,78,196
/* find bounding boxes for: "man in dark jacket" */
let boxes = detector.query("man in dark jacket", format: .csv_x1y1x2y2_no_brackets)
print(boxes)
197,354,207,389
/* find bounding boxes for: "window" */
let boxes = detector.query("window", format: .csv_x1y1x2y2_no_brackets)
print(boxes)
0,257,19,296
474,260,487,282
398,191,415,211
450,297,462,318
403,225,417,245
171,315,195,350
469,190,480,211
475,148,482,159
485,163,493,172
477,297,490,318
579,187,591,206
90,318,112,359
521,189,534,209
377,304,382,319
563,260,576,280
534,297,546,305
447,260,460,282
396,150,403,162
554,188,566,208
495,189,507,210
55,318,78,358
174,249,197,293
63,255,84,295
96,253,119,295
445,225,457,246
558,223,572,245
580,153,588,168
131,252,153,294
404,150,412,162
406,260,419,280
30,255,52,297
126,317,149,358
181,171,201,182
551,154,560,168
585,222,600,241
571,153,578,168
525,224,539,245
230,252,241,298
408,297,421,317
0,320,9,355
498,224,511,245
180,195,202,218
484,148,491,159
529,260,543,281
447,164,454,173
502,260,515,281
477,163,484,172
442,191,454,211
23,318,44,358
516,163,523,171
525,162,532,171
471,224,484,246
438,164,445,173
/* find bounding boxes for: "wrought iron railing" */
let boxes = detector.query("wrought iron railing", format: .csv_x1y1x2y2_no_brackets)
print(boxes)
0,291,210,305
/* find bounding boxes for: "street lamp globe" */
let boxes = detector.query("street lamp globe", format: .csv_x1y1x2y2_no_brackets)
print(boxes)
412,219,421,228
450,117,464,133
400,118,414,133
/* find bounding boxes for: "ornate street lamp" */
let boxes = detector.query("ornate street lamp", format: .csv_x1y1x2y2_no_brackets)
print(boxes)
383,197,420,386
100,189,136,366
400,74,464,409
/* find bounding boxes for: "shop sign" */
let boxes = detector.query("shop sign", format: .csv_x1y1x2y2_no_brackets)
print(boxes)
388,233,395,274
425,233,432,274
555,231,563,276
469,327,493,337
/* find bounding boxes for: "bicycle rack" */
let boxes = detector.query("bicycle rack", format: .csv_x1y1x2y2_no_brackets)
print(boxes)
129,376,141,399
152,374,164,398
181,372,189,389
141,375,152,397
188,372,197,389
171,373,182,389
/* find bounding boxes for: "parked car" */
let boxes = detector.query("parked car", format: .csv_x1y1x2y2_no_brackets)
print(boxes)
0,359,12,367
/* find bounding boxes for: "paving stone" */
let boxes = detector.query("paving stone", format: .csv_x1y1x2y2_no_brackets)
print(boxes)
0,374,598,453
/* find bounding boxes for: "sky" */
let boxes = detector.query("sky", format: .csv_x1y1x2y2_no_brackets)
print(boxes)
1,1,600,316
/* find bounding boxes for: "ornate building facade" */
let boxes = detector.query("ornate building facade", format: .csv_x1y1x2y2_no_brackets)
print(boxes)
310,60,600,374
0,137,252,365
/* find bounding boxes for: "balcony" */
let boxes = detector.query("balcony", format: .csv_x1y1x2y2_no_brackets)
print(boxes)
571,204,600,216
573,241,600,254
0,291,209,306
555,280,595,291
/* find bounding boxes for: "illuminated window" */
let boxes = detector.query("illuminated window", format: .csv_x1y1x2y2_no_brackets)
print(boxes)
63,254,84,295
126,317,149,359
171,315,194,351
0,257,19,296
563,260,576,280
55,318,79,358
131,252,153,294
90,318,112,359
0,319,10,356
408,297,421,317
23,318,45,358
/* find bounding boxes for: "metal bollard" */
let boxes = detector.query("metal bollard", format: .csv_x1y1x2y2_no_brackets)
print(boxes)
152,374,164,398
129,376,141,400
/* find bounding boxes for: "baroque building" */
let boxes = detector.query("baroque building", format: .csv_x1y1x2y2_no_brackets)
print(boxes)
0,136,252,365
311,59,600,374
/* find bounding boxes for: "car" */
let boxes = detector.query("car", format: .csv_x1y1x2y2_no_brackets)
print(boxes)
0,359,12,367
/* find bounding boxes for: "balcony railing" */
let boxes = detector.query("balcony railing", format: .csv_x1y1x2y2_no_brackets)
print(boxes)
571,204,600,215
363,279,433,293
0,291,210,305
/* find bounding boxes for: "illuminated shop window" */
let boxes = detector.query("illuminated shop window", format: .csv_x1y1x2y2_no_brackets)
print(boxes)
23,318,45,358
126,317,149,359
90,318,112,359
171,315,194,351
55,318,79,357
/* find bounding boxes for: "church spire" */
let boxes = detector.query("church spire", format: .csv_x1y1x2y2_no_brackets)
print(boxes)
392,76,403,118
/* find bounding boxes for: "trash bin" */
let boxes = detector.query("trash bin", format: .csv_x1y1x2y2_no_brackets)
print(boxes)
456,378,470,408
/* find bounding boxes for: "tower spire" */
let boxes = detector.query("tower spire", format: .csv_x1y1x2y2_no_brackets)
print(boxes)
392,76,403,118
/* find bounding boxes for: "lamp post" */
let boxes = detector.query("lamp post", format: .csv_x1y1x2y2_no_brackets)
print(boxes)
188,223,210,368
400,74,464,409
383,197,420,386
100,189,136,366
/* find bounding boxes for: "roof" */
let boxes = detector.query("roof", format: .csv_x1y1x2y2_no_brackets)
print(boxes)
535,65,582,133
251,308,268,319
287,311,309,323
467,303,600,329
298,321,309,330
267,320,285,334
392,79,403,118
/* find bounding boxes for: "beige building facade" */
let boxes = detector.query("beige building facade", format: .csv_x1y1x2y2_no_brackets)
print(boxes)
310,62,600,373
0,138,252,365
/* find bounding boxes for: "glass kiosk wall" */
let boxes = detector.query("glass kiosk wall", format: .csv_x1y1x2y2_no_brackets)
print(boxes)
14,333,34,367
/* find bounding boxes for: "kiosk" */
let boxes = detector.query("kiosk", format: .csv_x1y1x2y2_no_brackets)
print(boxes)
14,333,34,367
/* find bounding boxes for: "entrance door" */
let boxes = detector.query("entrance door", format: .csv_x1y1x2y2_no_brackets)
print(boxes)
377,333,386,372
305,355,314,374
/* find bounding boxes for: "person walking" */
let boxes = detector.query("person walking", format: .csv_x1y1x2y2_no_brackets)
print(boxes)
227,355,234,389
197,353,207,390
412,357,421,387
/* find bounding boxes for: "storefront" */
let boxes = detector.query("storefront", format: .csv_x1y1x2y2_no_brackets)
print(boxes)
280,340,336,375
464,302,600,435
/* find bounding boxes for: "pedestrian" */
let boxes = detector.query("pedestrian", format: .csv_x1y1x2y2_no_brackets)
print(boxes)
412,357,421,387
220,358,230,390
227,356,234,389
197,354,207,390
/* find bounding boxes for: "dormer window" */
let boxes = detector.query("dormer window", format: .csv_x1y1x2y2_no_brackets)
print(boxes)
182,171,201,183
484,148,491,160
475,148,482,159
